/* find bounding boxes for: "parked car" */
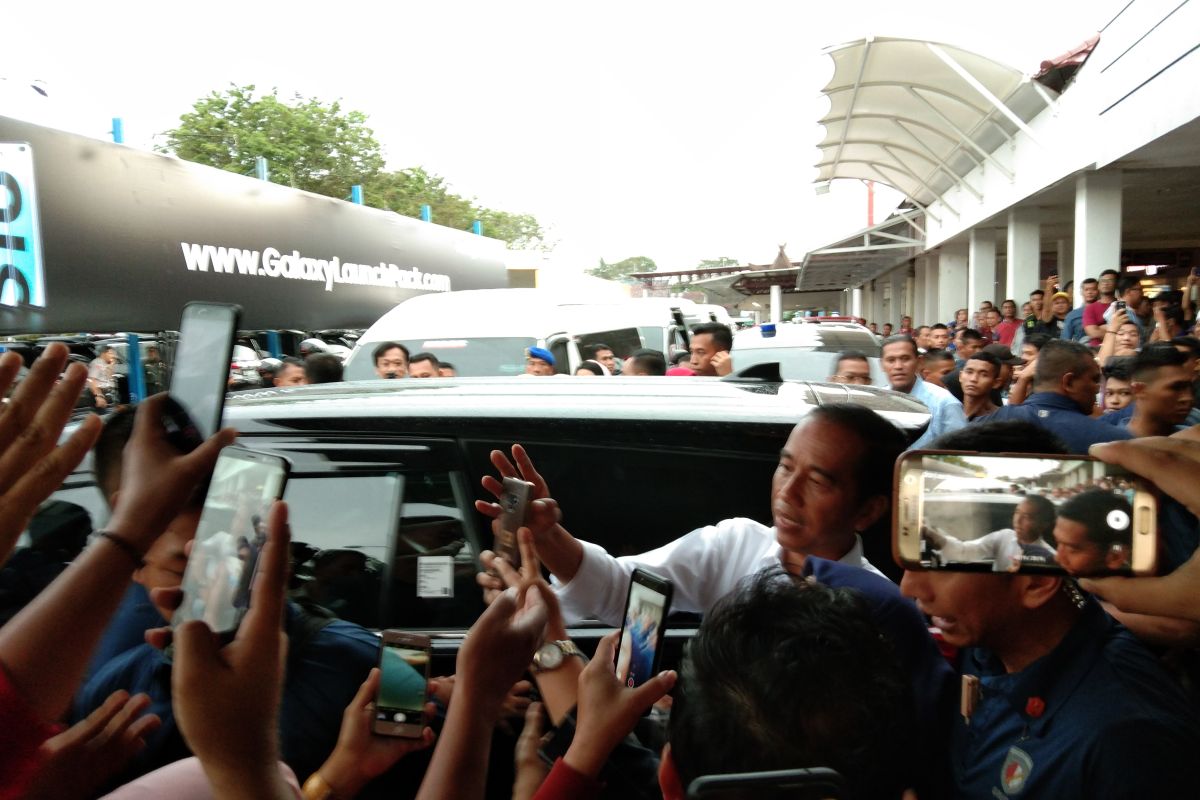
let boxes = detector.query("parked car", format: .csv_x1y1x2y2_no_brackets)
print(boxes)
731,320,884,382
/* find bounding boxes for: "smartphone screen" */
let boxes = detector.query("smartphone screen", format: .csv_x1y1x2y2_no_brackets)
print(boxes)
894,451,1156,577
169,302,241,443
375,635,431,737
616,568,673,688
173,447,290,634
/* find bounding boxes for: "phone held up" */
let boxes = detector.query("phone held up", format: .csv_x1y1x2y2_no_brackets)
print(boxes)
616,568,674,689
494,476,534,568
172,447,291,635
164,301,242,452
894,450,1157,578
374,631,432,738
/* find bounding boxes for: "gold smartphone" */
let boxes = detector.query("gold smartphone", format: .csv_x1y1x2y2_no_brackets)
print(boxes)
894,450,1157,577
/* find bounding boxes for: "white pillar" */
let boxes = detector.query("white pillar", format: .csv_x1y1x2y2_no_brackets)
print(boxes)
769,284,783,324
923,255,940,326
1006,207,1040,302
913,262,926,328
1056,238,1077,304
937,241,969,326
851,286,863,319
890,270,906,325
1074,171,1122,298
969,228,997,313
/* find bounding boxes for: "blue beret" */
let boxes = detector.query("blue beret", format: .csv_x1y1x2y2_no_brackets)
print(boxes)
526,346,556,366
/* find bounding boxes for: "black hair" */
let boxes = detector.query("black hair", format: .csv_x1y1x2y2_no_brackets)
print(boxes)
574,360,606,376
1023,332,1052,352
1102,356,1135,382
1019,493,1058,536
881,334,918,356
668,569,912,800
1030,289,1045,298
929,323,949,332
372,341,410,364
408,352,442,369
1035,340,1095,388
916,325,931,334
671,350,691,366
691,322,733,352
304,352,344,384
1117,276,1142,296
631,348,667,376
931,420,1069,456
1133,342,1189,382
582,343,612,360
1081,277,1098,286
1058,489,1133,550
280,355,304,369
807,404,906,503
922,348,954,364
1099,268,1119,278
836,350,870,366
958,328,984,344
1172,336,1200,359
965,351,1001,374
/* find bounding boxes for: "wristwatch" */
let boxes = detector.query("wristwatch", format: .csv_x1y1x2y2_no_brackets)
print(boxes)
531,639,585,673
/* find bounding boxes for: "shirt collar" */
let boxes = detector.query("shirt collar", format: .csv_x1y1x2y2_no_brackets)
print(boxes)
1023,391,1083,411
760,533,866,572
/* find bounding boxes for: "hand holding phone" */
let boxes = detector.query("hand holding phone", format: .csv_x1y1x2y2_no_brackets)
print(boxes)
894,451,1157,577
374,632,433,738
166,302,241,452
616,569,673,688
495,477,534,568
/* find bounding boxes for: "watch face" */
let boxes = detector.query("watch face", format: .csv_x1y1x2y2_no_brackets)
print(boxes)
537,643,563,670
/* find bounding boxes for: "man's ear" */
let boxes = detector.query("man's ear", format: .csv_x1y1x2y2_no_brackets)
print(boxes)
1131,381,1148,398
659,743,686,800
1016,575,1062,611
854,494,889,532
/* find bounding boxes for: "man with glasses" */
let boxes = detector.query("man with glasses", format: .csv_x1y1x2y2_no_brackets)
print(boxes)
829,351,872,385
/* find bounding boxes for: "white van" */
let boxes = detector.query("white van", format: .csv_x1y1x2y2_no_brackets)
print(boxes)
342,289,684,378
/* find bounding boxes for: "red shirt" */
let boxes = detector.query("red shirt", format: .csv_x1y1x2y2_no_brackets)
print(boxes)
993,319,1021,346
533,758,604,800
1082,301,1110,346
0,665,55,799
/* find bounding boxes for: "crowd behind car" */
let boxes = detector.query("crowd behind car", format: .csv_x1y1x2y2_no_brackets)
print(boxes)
2,266,1200,799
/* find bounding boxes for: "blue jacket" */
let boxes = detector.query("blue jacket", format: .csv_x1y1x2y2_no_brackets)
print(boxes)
1059,306,1087,342
980,392,1132,453
952,601,1200,798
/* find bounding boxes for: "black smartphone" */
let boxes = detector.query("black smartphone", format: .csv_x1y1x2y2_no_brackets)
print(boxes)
1114,300,1127,311
894,450,1157,577
495,476,533,568
687,768,847,799
615,568,673,688
374,631,432,737
172,447,290,635
165,302,242,451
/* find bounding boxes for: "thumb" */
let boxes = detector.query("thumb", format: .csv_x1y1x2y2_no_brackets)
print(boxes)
1077,575,1144,608
173,619,223,684
629,669,677,711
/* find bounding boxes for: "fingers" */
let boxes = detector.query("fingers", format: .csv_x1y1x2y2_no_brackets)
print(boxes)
510,445,548,497
173,619,223,687
1078,574,1169,617
56,690,131,749
590,630,619,669
515,701,544,762
0,361,94,500
474,498,501,519
349,667,381,715
517,528,541,578
493,553,522,589
629,669,678,710
1089,438,1200,516
0,350,22,402
510,679,533,696
238,501,291,650
97,692,153,750
0,344,69,455
489,449,519,480
144,626,173,650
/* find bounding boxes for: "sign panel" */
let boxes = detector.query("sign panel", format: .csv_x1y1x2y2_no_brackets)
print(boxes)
0,115,509,334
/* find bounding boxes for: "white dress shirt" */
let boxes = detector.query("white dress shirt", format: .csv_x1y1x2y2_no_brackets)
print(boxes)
554,517,886,625
937,528,1056,573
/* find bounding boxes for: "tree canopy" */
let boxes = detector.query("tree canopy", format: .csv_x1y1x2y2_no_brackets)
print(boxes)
587,256,657,281
159,84,548,250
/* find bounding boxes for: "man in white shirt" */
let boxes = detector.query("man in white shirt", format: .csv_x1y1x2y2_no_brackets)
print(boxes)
923,495,1057,572
475,404,907,625
879,335,967,450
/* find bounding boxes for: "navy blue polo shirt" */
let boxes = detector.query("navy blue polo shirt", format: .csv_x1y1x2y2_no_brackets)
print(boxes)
952,601,1199,798
979,392,1132,453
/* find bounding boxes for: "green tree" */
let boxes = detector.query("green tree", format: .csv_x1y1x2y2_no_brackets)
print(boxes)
159,84,384,200
587,256,657,281
697,257,740,270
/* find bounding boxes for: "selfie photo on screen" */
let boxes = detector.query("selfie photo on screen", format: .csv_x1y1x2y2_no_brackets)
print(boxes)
616,581,666,688
905,454,1152,576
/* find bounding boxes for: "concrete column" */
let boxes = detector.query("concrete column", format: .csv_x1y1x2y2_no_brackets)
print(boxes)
969,228,997,312
890,270,906,325
913,261,926,328
769,284,783,324
1006,207,1040,302
937,240,969,325
1056,238,1075,300
923,255,940,326
1074,171,1122,298
851,286,863,319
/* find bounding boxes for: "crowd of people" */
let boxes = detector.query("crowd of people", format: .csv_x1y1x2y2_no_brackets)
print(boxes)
3,267,1200,799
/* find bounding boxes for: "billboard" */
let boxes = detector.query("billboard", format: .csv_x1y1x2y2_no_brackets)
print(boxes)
0,115,509,334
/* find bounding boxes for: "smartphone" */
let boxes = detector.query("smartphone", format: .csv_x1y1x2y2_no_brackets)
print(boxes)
687,768,847,799
173,447,291,634
0,142,47,307
615,568,673,688
894,450,1157,577
374,631,432,737
495,476,533,568
165,302,242,451
1114,300,1127,311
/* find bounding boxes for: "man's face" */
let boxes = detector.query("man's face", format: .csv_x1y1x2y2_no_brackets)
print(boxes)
869,324,877,333
408,359,439,378
1030,294,1044,313
101,349,116,364
1052,297,1070,318
915,327,931,349
929,328,950,349
882,324,893,336
594,349,617,373
688,333,724,376
1098,273,1117,296
1116,323,1140,352
1104,379,1134,411
1011,500,1046,544
900,569,1021,650
1001,301,1017,319
1082,282,1099,303
957,337,982,359
985,310,1001,328
1136,365,1195,426
901,317,912,329
1019,343,1039,364
955,310,968,325
135,507,202,621
375,347,408,379
831,358,871,385
1123,286,1144,307
1173,345,1200,377
1064,358,1102,412
1052,517,1113,576
881,342,919,392
275,364,306,386
438,365,457,378
920,358,954,388
960,360,997,399
770,418,875,562
525,357,555,376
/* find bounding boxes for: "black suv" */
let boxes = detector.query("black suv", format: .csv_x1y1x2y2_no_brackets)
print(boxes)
39,377,928,672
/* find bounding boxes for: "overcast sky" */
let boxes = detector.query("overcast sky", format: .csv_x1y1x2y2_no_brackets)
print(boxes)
4,1,1113,272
